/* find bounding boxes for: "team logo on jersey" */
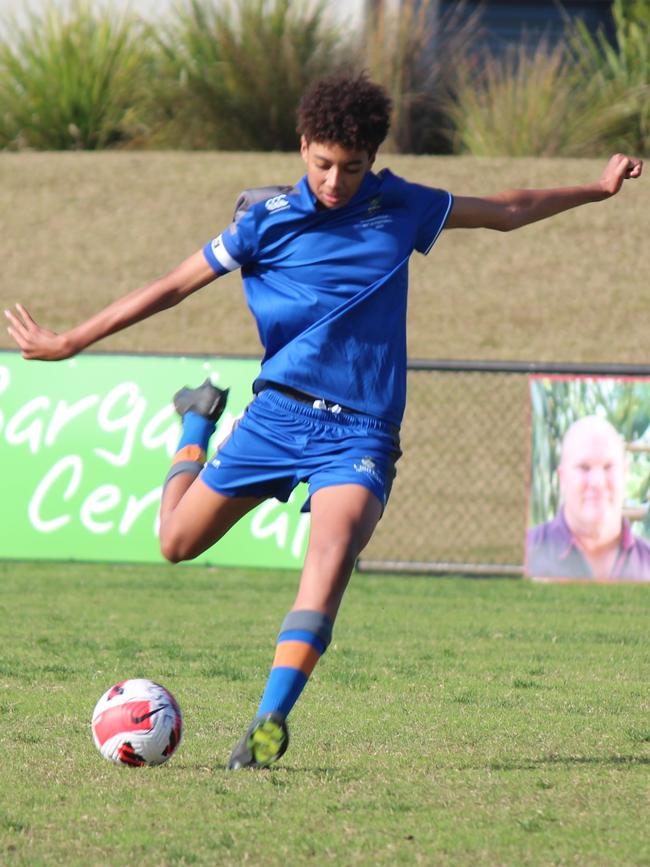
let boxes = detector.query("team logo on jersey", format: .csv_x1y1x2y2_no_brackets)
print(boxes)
366,196,382,216
265,194,290,213
359,196,391,229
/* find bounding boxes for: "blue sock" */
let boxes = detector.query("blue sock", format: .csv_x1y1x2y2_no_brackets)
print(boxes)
257,610,333,720
164,412,216,487
176,411,216,453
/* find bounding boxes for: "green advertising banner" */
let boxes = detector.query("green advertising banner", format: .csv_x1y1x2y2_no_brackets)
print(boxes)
0,351,309,569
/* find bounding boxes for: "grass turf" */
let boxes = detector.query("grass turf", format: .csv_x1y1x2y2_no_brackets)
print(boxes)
0,560,648,866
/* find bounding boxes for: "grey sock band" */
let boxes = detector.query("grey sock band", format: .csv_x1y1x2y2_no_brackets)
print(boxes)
164,460,203,487
279,609,333,648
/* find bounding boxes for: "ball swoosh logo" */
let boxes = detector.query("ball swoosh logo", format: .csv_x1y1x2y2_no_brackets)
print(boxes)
132,705,165,724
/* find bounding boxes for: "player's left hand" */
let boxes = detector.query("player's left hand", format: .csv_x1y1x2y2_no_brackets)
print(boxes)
5,303,72,360
599,154,643,197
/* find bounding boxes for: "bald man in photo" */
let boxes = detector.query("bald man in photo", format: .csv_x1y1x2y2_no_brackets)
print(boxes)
526,416,650,581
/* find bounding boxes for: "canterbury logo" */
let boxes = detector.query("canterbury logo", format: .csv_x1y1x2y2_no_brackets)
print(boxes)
265,194,290,212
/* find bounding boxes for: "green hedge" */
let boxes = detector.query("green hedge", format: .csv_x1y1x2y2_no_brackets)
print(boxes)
0,0,647,155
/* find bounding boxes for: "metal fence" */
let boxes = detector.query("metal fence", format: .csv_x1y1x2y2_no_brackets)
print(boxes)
358,360,650,576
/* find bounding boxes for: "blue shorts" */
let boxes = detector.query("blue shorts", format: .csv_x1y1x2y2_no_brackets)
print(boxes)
200,387,401,512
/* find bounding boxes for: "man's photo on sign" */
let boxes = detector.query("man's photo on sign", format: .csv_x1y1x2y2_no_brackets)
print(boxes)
526,377,650,583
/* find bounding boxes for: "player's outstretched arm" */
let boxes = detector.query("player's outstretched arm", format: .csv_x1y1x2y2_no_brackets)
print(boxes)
5,249,217,361
445,153,643,231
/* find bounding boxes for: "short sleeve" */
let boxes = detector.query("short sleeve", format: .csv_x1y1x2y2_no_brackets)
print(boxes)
410,185,454,254
202,207,261,275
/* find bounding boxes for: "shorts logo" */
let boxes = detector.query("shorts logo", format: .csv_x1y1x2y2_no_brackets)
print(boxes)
354,456,381,482
265,194,290,213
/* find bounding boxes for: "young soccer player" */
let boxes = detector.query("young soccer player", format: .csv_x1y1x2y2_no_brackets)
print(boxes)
6,72,642,769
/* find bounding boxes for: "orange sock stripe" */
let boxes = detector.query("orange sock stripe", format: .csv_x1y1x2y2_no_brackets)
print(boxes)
173,444,206,464
272,641,322,676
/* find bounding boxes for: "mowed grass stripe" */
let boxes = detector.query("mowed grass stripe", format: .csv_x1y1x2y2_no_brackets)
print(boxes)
0,561,647,866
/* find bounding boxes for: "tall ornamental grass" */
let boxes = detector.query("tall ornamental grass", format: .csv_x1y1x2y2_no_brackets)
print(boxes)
447,40,607,157
362,0,483,153
150,0,350,150
0,0,647,156
568,0,650,155
0,1,151,150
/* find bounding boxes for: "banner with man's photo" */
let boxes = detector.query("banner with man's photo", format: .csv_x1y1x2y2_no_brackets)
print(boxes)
0,351,310,569
526,375,650,582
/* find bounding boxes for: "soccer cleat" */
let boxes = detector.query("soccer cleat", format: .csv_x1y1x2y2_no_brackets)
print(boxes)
227,712,289,770
173,378,229,422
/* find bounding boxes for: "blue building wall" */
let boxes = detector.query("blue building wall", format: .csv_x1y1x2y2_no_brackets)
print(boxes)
441,0,615,51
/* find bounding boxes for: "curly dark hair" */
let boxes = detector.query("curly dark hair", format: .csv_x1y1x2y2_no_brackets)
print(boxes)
297,71,392,155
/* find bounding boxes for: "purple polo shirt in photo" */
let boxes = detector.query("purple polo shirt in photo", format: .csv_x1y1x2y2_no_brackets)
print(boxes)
526,507,650,581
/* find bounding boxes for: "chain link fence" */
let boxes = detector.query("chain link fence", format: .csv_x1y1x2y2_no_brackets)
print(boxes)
359,360,650,576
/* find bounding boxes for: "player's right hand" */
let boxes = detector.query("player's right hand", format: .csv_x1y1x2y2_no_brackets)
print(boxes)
5,303,73,360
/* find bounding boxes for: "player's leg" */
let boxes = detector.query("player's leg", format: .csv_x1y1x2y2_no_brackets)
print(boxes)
158,378,263,562
228,484,382,769
293,483,382,618
159,477,263,563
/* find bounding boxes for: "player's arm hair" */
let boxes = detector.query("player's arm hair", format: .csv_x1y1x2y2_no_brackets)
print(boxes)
445,153,643,232
6,249,217,361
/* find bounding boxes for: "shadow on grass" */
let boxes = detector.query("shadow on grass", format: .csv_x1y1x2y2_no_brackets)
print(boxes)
167,761,347,778
486,754,650,771
162,755,650,776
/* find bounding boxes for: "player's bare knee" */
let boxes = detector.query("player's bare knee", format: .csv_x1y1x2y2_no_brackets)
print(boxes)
159,527,191,564
159,537,182,564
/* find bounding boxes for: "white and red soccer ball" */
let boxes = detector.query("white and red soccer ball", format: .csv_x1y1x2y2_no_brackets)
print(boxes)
91,679,183,767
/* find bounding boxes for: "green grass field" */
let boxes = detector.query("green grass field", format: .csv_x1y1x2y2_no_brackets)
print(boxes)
1,561,648,866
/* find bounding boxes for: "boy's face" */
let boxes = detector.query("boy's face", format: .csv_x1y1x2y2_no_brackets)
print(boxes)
300,136,374,209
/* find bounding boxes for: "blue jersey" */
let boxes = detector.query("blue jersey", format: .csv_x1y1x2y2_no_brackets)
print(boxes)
203,169,452,426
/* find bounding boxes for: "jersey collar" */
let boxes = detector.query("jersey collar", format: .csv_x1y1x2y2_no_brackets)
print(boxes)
298,171,381,213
